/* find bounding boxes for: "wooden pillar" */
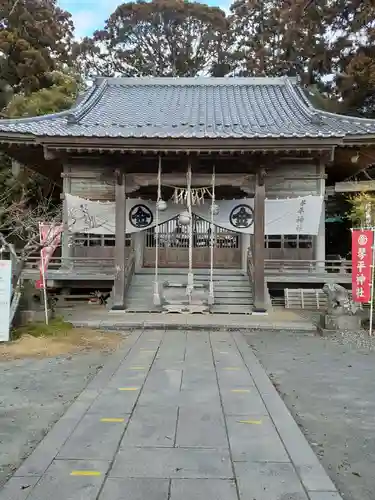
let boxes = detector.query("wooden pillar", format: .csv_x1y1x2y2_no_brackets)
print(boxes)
112,168,126,310
61,165,73,268
253,169,266,312
315,161,326,267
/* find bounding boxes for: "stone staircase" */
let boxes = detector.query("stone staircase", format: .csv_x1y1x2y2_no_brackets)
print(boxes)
125,268,253,314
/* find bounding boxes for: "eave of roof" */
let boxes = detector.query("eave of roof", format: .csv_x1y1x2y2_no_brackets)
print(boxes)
0,76,375,145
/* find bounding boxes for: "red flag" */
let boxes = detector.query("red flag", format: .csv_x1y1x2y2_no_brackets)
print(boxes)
352,229,373,303
35,223,63,289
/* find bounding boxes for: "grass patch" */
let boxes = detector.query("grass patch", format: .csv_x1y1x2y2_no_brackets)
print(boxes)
1,318,124,361
12,317,74,340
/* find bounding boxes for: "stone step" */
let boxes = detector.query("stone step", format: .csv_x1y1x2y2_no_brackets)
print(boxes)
133,276,248,283
214,290,253,299
126,295,154,301
129,282,252,290
127,293,253,302
137,268,245,276
125,302,254,314
215,297,252,305
128,290,252,297
125,306,159,313
125,269,254,315
210,304,253,314
126,295,253,304
216,286,252,292
130,280,250,287
194,276,248,282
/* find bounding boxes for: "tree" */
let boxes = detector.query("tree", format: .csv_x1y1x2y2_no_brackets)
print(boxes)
0,0,74,110
0,69,79,260
74,0,231,79
1,70,80,118
0,0,79,258
347,192,375,228
338,48,375,118
325,0,375,117
229,0,331,82
228,0,375,117
0,180,62,287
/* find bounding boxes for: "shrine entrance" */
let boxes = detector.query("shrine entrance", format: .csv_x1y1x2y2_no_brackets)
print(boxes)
143,215,241,268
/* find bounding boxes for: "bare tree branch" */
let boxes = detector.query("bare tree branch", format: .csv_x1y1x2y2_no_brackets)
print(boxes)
8,0,22,17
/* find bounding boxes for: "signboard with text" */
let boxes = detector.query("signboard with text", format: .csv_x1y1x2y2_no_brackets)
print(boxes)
352,230,373,303
0,260,12,342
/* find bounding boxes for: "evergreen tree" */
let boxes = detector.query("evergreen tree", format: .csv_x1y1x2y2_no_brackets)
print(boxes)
0,0,74,110
74,0,231,79
229,0,331,83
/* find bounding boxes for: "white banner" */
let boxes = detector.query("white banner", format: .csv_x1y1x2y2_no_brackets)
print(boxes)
0,260,12,342
195,196,323,235
66,194,323,236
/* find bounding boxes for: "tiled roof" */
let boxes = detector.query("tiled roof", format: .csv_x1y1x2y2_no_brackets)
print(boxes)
1,76,375,140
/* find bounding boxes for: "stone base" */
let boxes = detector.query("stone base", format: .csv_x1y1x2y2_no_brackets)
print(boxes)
252,307,268,315
162,281,208,314
321,313,361,332
163,304,209,314
19,309,52,324
111,304,125,311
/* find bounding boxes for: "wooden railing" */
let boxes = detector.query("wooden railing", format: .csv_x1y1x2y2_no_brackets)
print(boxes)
24,256,115,271
265,259,352,274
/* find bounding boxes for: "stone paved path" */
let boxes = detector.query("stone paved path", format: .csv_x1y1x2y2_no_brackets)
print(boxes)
0,330,342,500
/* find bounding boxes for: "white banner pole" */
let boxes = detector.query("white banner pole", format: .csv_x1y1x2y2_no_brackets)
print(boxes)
369,228,375,337
40,250,49,325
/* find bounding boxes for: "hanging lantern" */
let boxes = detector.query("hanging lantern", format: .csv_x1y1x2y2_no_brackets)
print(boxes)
156,199,167,212
179,210,190,226
211,203,219,216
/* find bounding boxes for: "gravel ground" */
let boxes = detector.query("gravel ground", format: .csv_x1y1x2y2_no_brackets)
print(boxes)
246,329,375,500
0,350,115,487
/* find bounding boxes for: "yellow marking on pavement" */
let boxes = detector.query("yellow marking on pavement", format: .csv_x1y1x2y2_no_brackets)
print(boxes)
100,418,125,423
118,387,139,391
238,419,262,425
140,349,155,353
224,367,241,371
231,389,250,393
70,471,101,477
148,339,159,342
128,366,145,370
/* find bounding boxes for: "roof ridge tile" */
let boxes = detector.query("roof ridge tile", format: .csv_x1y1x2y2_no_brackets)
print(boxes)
66,80,108,124
97,76,289,86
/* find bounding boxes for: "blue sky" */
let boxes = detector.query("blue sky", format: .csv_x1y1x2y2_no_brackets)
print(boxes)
59,0,229,38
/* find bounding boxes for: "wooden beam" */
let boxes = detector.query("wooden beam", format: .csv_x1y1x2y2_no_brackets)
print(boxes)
125,172,256,193
335,180,375,193
112,169,126,310
43,146,59,161
253,169,266,312
40,136,340,152
333,146,375,175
